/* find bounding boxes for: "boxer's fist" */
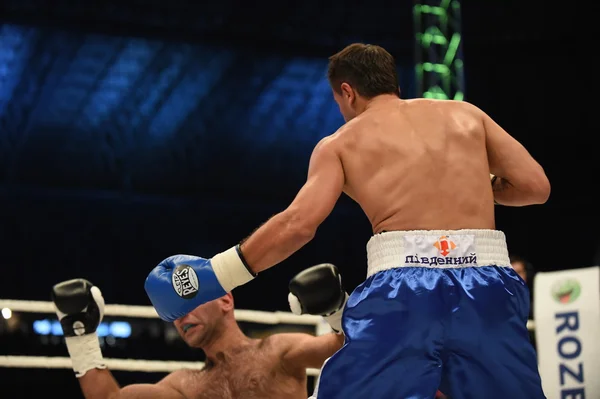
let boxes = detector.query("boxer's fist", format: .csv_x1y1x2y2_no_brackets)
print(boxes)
145,246,255,322
51,279,107,377
145,255,226,322
288,263,346,316
51,279,104,337
288,264,348,333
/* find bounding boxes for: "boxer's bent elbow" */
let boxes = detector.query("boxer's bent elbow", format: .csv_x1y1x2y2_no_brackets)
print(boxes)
523,172,551,205
533,176,551,204
496,169,550,206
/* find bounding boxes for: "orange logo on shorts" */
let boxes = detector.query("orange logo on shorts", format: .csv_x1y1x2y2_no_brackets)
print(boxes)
433,236,457,257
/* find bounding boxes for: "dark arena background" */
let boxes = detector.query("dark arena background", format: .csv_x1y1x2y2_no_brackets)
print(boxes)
0,1,594,398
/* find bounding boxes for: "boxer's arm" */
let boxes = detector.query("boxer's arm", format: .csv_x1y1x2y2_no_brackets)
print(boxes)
478,106,550,206
240,137,344,273
78,368,186,399
279,332,345,371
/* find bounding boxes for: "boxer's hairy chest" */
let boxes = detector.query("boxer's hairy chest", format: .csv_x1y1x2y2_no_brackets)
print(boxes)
175,339,306,399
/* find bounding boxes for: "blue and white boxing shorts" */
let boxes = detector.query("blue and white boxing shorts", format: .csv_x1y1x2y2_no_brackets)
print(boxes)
313,229,545,399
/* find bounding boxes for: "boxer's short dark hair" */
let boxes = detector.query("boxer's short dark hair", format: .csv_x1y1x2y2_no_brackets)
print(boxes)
328,43,400,98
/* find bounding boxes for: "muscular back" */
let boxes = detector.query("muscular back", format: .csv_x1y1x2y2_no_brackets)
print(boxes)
336,99,495,233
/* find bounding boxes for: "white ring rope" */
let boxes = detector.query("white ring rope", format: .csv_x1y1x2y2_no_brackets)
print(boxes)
0,299,324,325
0,298,534,379
0,356,321,376
0,298,327,377
0,299,535,330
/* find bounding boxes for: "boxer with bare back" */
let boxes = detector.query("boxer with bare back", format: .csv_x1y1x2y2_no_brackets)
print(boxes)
145,43,550,399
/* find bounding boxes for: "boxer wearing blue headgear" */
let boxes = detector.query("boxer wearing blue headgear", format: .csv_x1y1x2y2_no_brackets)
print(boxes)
146,43,550,399
53,264,346,398
145,247,255,322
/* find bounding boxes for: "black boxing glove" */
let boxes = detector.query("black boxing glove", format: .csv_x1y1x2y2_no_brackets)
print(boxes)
288,264,348,333
51,279,106,377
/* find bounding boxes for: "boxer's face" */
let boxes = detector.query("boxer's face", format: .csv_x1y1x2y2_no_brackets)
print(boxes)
333,83,357,122
174,294,232,348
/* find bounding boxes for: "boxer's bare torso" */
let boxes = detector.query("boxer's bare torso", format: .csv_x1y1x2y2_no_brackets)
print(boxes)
326,98,509,233
158,337,307,399
239,95,548,275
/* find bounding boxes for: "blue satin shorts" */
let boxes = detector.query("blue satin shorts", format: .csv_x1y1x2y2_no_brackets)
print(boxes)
314,230,545,399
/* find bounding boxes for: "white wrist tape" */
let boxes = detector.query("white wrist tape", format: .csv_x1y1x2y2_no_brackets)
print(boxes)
211,246,255,292
323,293,349,334
288,292,302,316
64,333,106,378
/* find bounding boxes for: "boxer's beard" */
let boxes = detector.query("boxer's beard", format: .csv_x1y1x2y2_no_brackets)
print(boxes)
191,318,224,349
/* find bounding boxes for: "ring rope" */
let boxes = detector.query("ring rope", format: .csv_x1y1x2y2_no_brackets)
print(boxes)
0,299,324,325
0,298,324,377
0,299,535,330
0,298,533,378
0,356,321,376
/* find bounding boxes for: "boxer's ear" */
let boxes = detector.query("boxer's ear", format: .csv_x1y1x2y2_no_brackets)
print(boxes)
219,292,234,313
340,82,355,105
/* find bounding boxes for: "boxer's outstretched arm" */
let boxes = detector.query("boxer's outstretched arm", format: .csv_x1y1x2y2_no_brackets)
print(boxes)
51,280,187,398
279,332,345,371
240,137,344,273
78,368,186,399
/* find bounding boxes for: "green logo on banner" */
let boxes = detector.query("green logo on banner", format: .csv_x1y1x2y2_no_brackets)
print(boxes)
551,279,581,304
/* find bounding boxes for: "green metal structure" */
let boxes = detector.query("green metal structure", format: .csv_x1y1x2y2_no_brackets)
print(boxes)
414,0,465,100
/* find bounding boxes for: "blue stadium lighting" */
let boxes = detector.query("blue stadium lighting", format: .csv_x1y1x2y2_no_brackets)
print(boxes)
33,320,131,338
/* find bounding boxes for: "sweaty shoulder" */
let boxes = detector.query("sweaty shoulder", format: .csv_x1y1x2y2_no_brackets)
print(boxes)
322,115,367,151
260,333,287,353
315,131,342,151
157,369,196,393
404,98,482,116
410,99,486,135
261,333,299,361
309,131,346,162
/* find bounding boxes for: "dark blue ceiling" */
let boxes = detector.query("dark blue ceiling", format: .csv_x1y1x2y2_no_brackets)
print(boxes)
0,21,415,198
0,2,417,307
0,0,593,305
0,27,312,194
0,0,416,56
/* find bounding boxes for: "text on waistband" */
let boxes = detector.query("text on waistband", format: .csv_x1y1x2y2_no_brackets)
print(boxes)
403,234,478,267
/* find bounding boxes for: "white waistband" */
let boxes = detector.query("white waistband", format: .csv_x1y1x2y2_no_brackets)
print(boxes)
366,229,510,278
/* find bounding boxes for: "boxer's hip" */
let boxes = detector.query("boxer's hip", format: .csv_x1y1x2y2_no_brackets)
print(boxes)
324,260,537,398
347,228,528,344
317,231,537,398
366,229,510,278
358,229,523,324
